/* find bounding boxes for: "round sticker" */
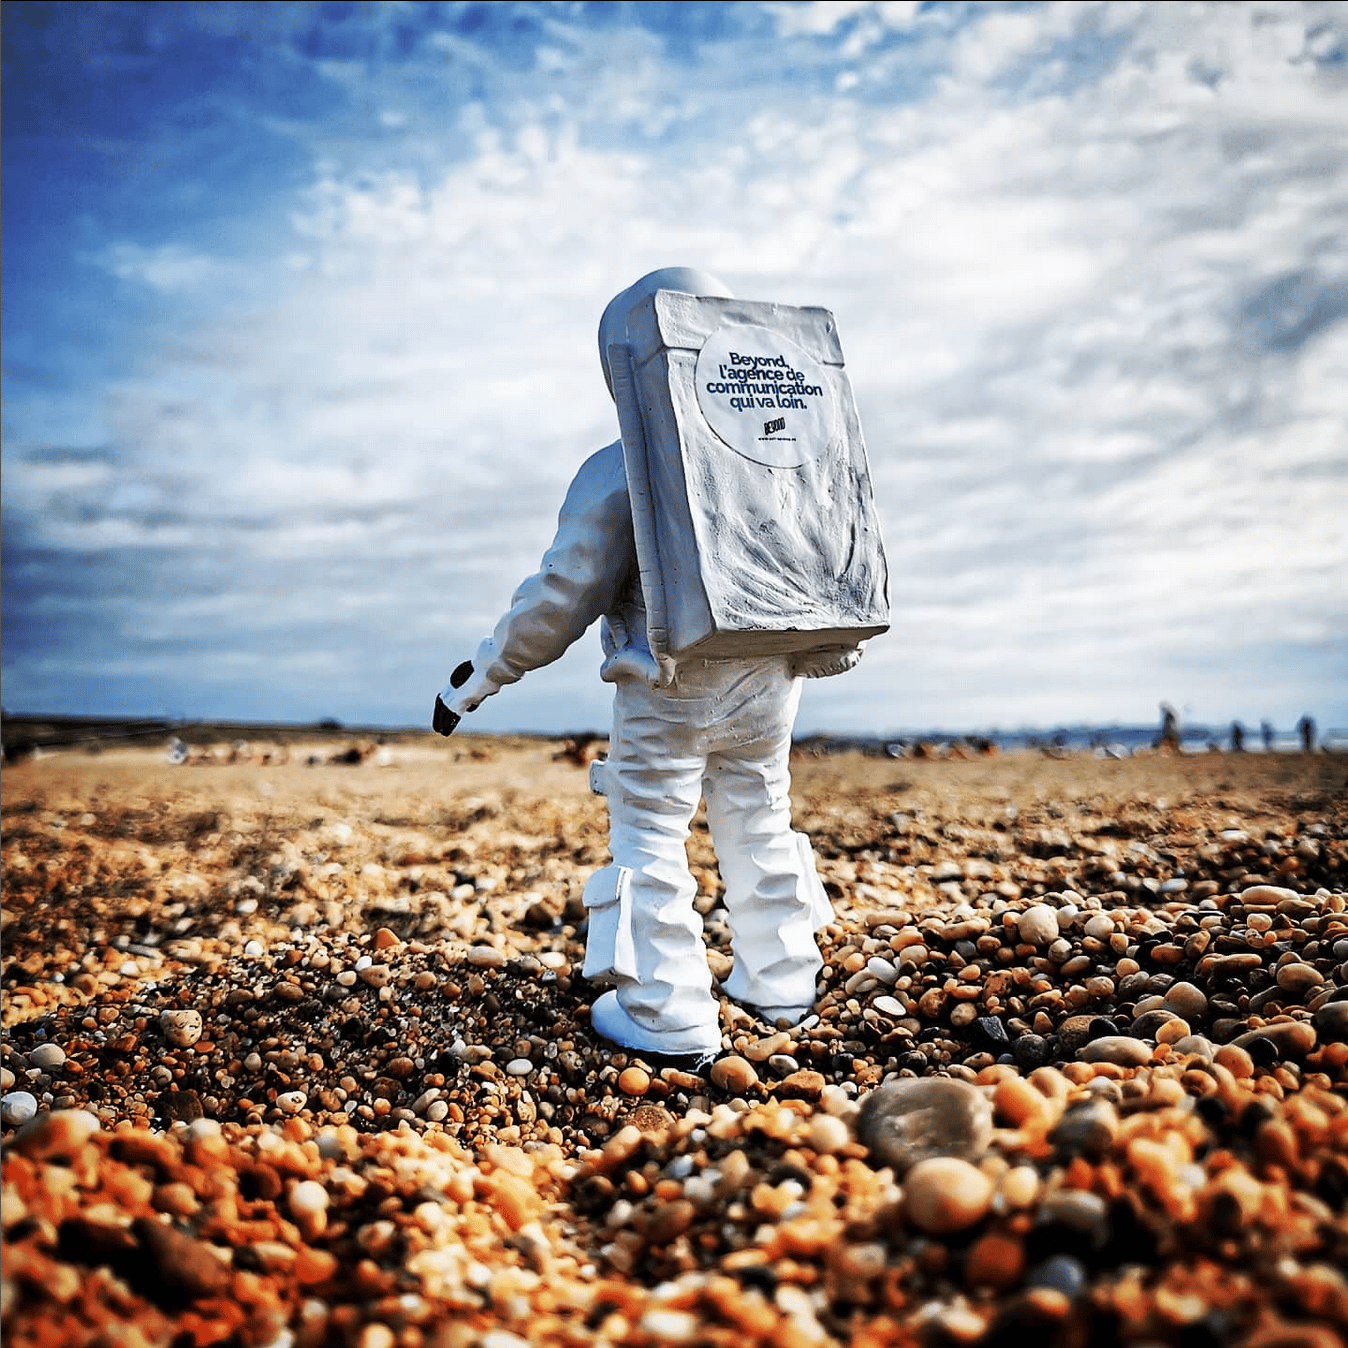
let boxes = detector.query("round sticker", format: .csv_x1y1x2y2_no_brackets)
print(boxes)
694,323,836,468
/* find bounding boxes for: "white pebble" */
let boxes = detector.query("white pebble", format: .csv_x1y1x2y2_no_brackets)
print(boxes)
1084,914,1115,940
808,1113,852,1155
160,1010,203,1048
505,1058,534,1076
866,957,899,984
1,1092,39,1126
289,1179,329,1218
28,1044,67,1072
244,940,265,958
276,1091,308,1114
1018,905,1060,945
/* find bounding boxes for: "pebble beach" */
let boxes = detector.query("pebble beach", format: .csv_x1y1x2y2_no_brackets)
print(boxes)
2,736,1346,1348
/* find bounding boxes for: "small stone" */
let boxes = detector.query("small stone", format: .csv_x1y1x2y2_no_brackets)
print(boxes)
160,1009,203,1048
13,1107,101,1159
992,1074,1055,1129
466,946,506,969
808,1113,851,1155
1162,982,1209,1022
505,1058,534,1077
374,927,401,949
617,1066,651,1096
1028,1254,1088,1300
132,1215,232,1303
1042,1189,1107,1232
289,1180,329,1221
709,1056,759,1094
997,1165,1041,1211
28,1043,67,1072
1239,885,1299,908
779,1069,826,1100
1276,963,1324,996
1050,1099,1119,1159
855,1077,993,1175
1172,1035,1217,1060
1313,1000,1348,1041
1,1092,39,1127
644,1197,696,1245
1018,905,1060,946
276,1091,307,1114
1079,1036,1152,1067
1232,1021,1317,1059
966,1231,1026,1290
1011,1034,1051,1070
1055,1015,1099,1056
638,1309,700,1342
903,1156,994,1233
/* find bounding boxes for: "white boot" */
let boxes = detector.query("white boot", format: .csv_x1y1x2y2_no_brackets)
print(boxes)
590,989,721,1057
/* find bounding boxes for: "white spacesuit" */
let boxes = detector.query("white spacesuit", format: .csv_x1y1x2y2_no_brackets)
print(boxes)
437,267,879,1058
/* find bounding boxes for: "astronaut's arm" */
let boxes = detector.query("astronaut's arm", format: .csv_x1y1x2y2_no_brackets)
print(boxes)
435,447,632,730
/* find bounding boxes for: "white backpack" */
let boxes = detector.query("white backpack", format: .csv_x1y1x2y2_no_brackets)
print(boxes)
607,290,889,674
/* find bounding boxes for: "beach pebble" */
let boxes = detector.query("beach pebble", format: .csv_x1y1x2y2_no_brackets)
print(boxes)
1079,1036,1152,1067
709,1056,759,1094
1172,1035,1217,1060
1162,982,1208,1022
12,1107,101,1160
1,1091,39,1128
902,1156,994,1233
617,1067,650,1096
855,1077,993,1174
965,1231,1026,1290
1018,905,1060,946
1232,1021,1317,1059
1028,1254,1088,1300
1050,1099,1119,1158
1042,1189,1107,1232
808,1113,851,1155
160,1009,203,1048
1313,1000,1348,1041
133,1215,233,1300
28,1043,67,1072
1276,963,1324,996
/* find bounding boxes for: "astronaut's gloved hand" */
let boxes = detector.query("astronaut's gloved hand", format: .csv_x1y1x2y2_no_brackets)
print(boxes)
433,660,482,737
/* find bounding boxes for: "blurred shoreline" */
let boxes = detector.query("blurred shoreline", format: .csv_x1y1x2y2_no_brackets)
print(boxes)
2,712,1344,765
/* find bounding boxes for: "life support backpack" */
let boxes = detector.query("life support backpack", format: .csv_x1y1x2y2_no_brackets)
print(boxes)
606,290,889,674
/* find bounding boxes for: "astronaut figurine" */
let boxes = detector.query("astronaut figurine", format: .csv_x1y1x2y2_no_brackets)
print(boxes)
435,267,888,1059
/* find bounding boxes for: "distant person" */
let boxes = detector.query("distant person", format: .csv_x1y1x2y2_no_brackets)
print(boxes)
1230,721,1245,752
1154,703,1181,753
1261,719,1274,751
1298,714,1317,752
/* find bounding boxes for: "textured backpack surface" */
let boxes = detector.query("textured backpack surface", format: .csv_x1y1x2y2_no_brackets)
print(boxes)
608,290,889,666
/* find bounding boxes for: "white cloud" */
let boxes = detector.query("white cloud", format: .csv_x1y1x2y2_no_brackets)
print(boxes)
92,242,225,293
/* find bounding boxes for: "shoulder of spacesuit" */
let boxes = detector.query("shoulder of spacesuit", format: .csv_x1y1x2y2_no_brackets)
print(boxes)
560,441,630,526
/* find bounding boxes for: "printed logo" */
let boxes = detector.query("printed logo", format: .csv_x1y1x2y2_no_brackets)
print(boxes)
763,416,786,436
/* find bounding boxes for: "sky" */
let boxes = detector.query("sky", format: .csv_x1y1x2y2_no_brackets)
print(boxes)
3,0,1346,740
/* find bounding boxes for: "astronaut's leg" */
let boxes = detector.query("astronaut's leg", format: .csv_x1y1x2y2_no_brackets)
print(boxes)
704,689,832,1022
585,685,722,1056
